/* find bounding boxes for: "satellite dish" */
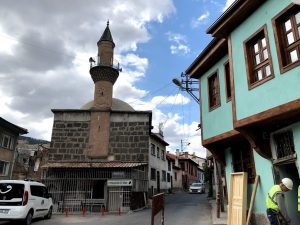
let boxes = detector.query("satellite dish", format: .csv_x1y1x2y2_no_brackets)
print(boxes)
292,0,300,4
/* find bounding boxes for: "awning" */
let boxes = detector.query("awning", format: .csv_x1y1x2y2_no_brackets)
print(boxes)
41,161,147,169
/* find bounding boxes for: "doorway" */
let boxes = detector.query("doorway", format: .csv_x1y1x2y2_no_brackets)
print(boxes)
273,162,300,224
157,171,160,193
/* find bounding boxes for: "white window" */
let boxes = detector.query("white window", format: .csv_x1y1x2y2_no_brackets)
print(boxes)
0,161,10,176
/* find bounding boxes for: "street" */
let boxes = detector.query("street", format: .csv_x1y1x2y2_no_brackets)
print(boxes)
0,192,212,225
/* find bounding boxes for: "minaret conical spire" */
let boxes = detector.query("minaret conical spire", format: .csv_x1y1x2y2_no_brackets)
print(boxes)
97,20,115,47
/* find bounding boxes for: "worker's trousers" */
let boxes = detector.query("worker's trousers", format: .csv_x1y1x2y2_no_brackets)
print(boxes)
267,209,280,225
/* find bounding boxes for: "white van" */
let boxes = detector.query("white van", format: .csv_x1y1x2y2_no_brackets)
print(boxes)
0,180,53,225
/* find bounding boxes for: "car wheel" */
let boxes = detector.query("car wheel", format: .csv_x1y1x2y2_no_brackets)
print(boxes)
24,211,33,225
45,207,52,219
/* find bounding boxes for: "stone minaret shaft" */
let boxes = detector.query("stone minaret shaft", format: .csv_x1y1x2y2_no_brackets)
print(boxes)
88,21,119,159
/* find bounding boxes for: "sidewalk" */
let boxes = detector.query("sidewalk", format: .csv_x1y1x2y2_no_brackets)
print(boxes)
210,199,227,225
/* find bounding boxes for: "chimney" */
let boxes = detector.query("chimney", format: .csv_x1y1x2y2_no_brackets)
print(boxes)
184,152,188,159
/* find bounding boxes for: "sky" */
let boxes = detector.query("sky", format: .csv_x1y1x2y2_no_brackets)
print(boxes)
0,0,234,158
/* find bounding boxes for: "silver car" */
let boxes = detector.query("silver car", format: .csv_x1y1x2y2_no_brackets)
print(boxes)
189,182,205,194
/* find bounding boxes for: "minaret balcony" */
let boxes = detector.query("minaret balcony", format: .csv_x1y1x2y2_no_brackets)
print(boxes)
89,56,121,71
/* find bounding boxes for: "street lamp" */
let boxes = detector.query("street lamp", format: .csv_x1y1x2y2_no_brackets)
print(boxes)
172,72,200,105
181,139,190,152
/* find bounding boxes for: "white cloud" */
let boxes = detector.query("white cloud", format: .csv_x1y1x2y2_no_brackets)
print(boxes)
166,32,190,55
223,0,235,12
191,11,210,28
0,1,206,159
151,94,190,106
0,0,176,140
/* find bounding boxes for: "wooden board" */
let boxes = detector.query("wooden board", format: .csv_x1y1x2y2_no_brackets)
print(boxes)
246,175,259,225
228,172,248,225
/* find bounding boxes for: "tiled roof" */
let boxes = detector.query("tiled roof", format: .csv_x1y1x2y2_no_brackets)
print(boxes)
42,161,147,169
166,152,176,160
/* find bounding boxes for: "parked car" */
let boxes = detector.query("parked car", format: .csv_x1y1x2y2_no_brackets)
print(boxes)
189,182,205,194
0,180,53,225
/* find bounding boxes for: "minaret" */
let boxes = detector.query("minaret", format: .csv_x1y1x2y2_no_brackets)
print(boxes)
88,21,120,159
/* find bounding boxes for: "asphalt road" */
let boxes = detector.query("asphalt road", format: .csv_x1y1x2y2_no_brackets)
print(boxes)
0,192,212,225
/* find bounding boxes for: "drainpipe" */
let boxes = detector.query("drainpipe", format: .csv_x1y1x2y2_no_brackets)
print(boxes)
10,142,18,179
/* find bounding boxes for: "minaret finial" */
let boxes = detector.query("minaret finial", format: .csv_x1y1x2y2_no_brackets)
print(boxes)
107,20,109,27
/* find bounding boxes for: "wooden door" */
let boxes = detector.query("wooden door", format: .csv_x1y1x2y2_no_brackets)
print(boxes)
228,172,247,225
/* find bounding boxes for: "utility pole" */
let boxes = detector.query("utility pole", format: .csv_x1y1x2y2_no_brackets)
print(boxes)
172,72,225,217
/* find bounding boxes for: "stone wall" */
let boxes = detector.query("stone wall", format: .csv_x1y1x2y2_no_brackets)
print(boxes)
49,111,90,162
109,112,151,162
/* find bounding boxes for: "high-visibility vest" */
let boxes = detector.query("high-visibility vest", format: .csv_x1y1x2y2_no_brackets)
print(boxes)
298,185,300,211
266,185,282,212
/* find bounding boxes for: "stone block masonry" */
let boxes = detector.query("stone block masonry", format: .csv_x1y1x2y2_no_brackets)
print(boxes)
49,111,90,162
109,112,151,162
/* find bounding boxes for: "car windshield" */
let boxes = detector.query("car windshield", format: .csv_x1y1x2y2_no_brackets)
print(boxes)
191,183,202,187
0,183,24,200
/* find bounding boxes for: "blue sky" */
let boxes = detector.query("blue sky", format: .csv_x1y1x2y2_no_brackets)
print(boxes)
0,0,233,157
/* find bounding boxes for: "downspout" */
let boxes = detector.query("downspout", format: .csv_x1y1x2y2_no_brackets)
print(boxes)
10,140,18,179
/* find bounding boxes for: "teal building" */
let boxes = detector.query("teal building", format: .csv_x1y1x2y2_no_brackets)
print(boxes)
186,1,300,224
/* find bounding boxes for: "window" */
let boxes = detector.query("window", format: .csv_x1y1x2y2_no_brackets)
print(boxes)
167,173,171,182
30,185,44,197
273,5,300,73
151,168,156,180
151,144,155,156
0,161,9,176
208,71,221,111
162,170,166,182
174,172,177,181
161,150,165,160
1,135,14,150
272,130,295,159
244,25,274,89
168,161,171,171
231,146,256,183
224,61,232,101
156,147,160,158
2,135,10,149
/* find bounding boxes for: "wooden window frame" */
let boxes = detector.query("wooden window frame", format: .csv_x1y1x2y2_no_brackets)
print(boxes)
243,25,274,90
272,4,300,74
156,147,160,159
223,60,232,102
2,135,11,149
207,70,221,111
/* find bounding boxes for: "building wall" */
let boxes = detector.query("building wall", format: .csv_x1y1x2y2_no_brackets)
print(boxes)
173,168,182,190
148,136,168,194
200,55,234,140
231,0,300,121
0,127,19,179
49,111,90,162
109,112,150,162
49,111,150,162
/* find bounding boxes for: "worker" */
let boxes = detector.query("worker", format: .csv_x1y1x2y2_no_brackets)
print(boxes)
298,185,300,212
266,178,293,225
